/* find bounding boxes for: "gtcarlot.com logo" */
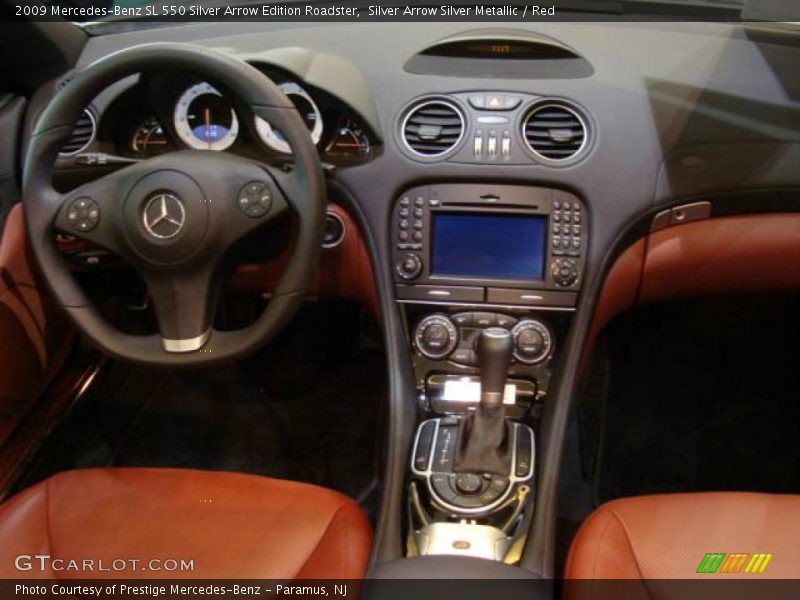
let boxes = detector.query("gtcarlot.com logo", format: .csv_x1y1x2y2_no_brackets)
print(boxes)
14,554,194,573
697,552,773,574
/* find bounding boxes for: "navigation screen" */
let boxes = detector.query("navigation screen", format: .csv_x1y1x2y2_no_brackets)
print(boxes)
431,213,546,280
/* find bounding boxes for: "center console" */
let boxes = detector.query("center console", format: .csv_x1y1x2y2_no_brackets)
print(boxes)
391,184,586,563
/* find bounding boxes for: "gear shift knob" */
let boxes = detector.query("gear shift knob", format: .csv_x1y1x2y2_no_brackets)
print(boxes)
478,327,513,405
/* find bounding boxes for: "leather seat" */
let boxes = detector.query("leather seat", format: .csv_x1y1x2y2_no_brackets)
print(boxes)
566,492,800,579
0,468,371,579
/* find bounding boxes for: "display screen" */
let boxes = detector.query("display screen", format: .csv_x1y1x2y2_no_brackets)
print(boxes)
431,213,546,280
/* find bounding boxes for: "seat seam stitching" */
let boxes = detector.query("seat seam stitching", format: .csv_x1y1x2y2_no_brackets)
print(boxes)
290,500,349,579
608,507,654,599
44,477,55,581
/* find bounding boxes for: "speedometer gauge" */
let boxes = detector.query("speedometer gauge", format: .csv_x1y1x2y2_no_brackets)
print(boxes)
255,82,323,154
174,82,239,151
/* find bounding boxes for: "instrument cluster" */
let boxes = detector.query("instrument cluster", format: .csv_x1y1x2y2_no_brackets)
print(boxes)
109,66,374,165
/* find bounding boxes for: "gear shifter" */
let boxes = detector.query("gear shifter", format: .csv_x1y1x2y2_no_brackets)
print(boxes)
454,328,514,476
478,328,514,405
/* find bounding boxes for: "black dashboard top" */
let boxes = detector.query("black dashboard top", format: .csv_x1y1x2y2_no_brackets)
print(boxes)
29,20,799,284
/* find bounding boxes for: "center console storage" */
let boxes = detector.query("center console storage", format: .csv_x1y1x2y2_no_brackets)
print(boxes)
391,184,586,564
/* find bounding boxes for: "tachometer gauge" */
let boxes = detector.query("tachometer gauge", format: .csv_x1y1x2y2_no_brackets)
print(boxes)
174,82,239,151
130,117,172,157
325,119,371,160
255,82,323,154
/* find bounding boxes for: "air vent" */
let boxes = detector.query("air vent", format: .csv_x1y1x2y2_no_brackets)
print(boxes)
59,109,96,156
401,99,465,158
522,102,588,162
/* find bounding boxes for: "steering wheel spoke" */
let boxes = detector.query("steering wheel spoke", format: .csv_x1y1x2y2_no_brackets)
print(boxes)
141,269,217,353
54,171,130,255
226,169,291,239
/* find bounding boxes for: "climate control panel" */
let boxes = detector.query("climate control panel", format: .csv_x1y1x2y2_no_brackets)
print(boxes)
413,311,553,367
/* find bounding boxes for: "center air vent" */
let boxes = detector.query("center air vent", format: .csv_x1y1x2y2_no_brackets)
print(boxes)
59,109,96,156
401,99,465,158
522,102,588,163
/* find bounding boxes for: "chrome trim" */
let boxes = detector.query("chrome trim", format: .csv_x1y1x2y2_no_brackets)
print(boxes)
321,211,347,249
511,318,555,365
400,98,466,159
415,522,512,561
142,193,186,240
520,100,590,165
256,81,324,154
411,418,535,516
397,299,576,312
162,329,211,353
174,82,239,151
414,314,459,360
58,109,96,157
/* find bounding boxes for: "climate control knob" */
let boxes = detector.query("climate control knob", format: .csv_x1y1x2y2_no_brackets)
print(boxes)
414,314,458,360
511,319,553,365
396,253,423,280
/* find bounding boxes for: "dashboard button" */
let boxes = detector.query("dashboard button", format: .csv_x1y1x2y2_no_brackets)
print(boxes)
67,197,100,233
486,288,577,307
468,95,486,109
396,285,484,303
413,421,436,472
515,429,533,477
485,94,505,110
431,474,457,503
451,312,473,327
472,312,496,328
455,473,483,495
450,348,477,365
495,314,518,328
396,253,422,280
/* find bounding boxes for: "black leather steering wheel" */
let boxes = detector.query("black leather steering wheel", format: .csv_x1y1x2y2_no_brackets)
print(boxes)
23,43,325,367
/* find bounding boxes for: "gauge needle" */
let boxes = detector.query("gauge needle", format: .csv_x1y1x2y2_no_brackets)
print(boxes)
204,107,211,149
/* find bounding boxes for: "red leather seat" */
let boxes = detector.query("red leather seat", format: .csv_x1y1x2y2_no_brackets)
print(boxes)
566,492,800,579
0,468,371,579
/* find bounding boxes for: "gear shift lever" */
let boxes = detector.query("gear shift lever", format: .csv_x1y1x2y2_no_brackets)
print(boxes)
454,328,514,476
478,328,514,405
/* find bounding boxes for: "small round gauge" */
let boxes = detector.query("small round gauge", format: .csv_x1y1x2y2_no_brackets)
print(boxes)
130,117,171,157
325,119,371,160
255,82,323,154
174,82,239,151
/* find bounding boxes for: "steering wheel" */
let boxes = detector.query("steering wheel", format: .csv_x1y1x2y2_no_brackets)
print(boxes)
23,44,325,367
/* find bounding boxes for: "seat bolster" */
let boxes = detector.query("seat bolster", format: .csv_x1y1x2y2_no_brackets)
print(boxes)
0,481,54,579
565,503,644,579
0,468,372,579
566,493,800,580
294,498,372,579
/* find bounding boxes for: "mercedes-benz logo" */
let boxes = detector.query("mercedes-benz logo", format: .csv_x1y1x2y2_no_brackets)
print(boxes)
142,193,186,240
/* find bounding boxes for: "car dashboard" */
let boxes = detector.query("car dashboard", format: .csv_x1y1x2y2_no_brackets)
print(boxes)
20,19,800,576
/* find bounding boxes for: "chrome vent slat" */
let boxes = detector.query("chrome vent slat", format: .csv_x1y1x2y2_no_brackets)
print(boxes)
401,99,465,157
59,109,96,156
522,102,588,162
526,120,581,129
